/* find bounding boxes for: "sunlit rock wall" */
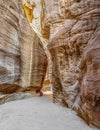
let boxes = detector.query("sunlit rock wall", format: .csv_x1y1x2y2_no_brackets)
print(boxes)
22,0,50,89
19,15,47,87
23,0,48,48
41,0,100,128
20,0,48,88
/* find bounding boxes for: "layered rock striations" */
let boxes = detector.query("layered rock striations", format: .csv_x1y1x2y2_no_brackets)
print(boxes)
79,24,100,127
0,0,47,93
41,0,100,128
0,0,100,128
0,0,20,84
19,1,48,88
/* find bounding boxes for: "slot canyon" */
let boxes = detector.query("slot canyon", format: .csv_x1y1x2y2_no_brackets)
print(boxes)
0,0,100,129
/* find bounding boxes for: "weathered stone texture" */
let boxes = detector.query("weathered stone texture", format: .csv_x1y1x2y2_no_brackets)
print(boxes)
0,0,20,84
41,0,100,128
0,0,47,93
79,25,100,127
0,0,100,128
19,3,48,88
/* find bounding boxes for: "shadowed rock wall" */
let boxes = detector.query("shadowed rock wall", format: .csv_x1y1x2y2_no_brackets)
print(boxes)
41,0,100,128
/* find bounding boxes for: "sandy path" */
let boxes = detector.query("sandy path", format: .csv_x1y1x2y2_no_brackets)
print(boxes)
0,96,93,130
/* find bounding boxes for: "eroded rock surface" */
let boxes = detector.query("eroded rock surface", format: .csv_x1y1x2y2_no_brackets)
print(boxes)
0,92,32,105
0,0,47,92
79,25,100,127
0,0,100,128
41,0,100,128
19,1,48,87
0,0,20,84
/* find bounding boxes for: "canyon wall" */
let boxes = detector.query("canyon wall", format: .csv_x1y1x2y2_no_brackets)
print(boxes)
41,0,100,128
19,1,48,88
0,0,47,93
0,0,100,128
0,0,20,84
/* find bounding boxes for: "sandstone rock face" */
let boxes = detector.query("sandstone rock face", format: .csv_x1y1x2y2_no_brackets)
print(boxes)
41,0,100,128
0,0,47,93
79,25,100,127
0,92,32,105
0,0,100,128
19,2,48,88
0,0,20,84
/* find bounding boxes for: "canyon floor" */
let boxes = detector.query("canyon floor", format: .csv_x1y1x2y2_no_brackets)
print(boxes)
0,94,94,130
